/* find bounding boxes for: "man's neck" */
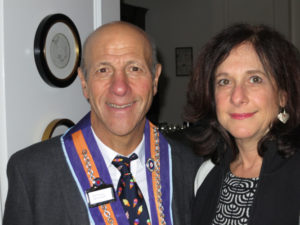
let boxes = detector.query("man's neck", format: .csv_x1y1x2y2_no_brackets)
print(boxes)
100,133,144,156
91,122,145,156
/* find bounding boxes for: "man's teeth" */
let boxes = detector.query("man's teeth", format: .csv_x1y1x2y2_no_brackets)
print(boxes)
108,103,133,109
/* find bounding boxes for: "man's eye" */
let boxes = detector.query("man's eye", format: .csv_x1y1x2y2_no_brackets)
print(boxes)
98,68,107,73
217,79,230,86
250,76,262,83
130,66,140,72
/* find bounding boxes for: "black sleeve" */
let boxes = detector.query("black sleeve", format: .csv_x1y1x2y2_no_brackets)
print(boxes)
165,134,203,225
3,155,33,225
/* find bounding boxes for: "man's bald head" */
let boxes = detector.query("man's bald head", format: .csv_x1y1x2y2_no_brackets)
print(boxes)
80,21,158,80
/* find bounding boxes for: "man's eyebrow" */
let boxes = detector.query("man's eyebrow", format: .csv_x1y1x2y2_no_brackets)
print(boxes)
126,60,144,66
95,62,111,67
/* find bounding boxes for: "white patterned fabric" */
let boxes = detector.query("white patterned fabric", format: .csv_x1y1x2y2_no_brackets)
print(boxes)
212,172,259,225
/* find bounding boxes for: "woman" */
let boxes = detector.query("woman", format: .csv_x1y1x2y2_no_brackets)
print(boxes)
185,23,300,225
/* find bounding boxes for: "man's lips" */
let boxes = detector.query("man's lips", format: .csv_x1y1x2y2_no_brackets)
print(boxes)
230,112,256,120
106,101,135,109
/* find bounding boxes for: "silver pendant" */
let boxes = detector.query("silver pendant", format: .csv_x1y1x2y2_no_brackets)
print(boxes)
277,111,289,124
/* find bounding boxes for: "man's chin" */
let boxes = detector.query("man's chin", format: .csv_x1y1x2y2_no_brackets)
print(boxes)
108,126,138,137
107,119,146,137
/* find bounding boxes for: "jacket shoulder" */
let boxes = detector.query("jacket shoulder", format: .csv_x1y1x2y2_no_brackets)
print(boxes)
163,131,201,159
163,131,202,225
7,136,64,173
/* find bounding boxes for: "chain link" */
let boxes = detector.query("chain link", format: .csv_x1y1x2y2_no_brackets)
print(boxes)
101,204,114,225
81,126,166,225
153,127,166,224
82,149,115,224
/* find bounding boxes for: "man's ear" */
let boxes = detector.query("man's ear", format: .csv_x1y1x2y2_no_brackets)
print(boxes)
78,68,89,100
153,64,162,95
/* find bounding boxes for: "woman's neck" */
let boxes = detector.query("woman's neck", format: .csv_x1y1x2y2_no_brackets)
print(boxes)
230,142,262,178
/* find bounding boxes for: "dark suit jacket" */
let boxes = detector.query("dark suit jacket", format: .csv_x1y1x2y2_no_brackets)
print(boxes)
3,134,201,225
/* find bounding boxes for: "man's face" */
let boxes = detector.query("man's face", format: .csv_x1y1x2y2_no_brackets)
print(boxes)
78,24,161,144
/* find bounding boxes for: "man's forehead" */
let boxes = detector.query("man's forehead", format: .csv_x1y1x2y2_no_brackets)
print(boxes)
85,24,152,64
89,23,149,47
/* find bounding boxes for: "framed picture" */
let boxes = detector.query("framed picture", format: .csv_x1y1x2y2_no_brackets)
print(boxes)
42,118,74,140
34,13,81,88
175,47,193,76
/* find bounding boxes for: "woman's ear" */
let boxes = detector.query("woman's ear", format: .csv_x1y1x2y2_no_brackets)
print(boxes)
279,90,288,107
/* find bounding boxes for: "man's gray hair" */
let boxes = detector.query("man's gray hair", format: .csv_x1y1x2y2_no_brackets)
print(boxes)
148,34,159,78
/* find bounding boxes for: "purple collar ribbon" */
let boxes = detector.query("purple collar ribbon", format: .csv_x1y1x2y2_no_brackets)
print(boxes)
61,112,173,225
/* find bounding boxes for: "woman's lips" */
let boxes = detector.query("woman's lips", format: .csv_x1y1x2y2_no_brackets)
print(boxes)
230,112,256,120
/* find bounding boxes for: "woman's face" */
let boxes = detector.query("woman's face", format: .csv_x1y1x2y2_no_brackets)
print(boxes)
214,42,286,145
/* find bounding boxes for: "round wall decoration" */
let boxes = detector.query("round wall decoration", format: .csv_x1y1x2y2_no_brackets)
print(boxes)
42,118,75,141
34,13,81,88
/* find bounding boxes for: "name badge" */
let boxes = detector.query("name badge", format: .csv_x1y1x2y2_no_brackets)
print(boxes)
86,184,116,208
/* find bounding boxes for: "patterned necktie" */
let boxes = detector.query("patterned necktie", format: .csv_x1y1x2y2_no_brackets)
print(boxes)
112,154,151,225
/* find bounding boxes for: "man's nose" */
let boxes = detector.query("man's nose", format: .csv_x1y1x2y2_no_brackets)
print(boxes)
110,71,130,96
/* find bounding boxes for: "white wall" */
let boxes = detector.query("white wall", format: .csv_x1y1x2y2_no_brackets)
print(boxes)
0,0,6,220
4,0,91,157
124,0,296,125
0,0,120,221
101,0,121,25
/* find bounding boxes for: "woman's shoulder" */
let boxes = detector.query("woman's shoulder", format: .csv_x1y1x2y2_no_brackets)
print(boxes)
194,159,216,195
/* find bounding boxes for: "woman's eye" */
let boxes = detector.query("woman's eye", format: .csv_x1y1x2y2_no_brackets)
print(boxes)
250,76,262,83
217,79,230,86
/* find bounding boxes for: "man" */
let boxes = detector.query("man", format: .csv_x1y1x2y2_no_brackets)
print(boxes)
3,21,201,225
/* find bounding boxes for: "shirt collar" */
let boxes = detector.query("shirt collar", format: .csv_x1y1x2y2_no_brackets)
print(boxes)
91,127,145,168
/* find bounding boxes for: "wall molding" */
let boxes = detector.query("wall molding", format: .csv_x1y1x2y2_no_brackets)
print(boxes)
0,0,8,221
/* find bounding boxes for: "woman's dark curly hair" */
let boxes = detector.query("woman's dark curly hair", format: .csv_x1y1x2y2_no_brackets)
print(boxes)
184,23,300,163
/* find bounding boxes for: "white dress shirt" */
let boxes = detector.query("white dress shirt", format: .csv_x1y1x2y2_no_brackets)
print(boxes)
91,128,151,215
